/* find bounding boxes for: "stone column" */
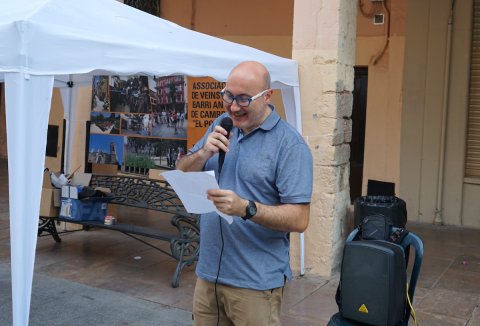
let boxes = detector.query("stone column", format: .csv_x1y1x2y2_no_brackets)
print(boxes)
291,0,356,276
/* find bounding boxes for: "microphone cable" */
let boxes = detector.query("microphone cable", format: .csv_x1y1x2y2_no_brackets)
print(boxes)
214,116,232,325
214,214,225,326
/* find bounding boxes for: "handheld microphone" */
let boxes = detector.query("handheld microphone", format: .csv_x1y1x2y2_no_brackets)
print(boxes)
218,116,233,176
215,116,232,325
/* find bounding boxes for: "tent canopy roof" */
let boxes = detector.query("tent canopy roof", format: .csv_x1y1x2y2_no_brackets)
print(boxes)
0,0,299,89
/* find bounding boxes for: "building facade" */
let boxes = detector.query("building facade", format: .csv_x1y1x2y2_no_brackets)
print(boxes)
0,0,478,278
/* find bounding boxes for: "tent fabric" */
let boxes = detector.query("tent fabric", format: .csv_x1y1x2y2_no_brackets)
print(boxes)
0,0,299,89
0,0,303,325
5,73,53,326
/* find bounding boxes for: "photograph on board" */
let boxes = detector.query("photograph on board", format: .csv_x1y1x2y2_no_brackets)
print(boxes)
125,136,187,170
90,112,120,134
109,75,150,113
88,134,125,167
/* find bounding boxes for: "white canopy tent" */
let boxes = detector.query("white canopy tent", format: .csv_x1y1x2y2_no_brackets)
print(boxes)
0,0,304,324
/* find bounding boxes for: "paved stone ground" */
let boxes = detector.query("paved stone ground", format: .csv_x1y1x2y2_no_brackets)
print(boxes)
0,264,192,326
1,158,480,325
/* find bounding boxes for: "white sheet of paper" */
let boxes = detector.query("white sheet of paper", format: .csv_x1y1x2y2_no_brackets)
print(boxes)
161,170,233,224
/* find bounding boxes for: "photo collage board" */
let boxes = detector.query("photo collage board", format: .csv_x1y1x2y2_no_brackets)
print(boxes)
89,75,226,174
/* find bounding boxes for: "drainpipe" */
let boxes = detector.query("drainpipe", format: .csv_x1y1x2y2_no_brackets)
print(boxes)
434,1,456,225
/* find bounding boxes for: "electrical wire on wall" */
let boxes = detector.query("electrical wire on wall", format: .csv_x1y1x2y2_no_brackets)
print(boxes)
373,0,391,65
190,0,197,30
358,0,392,65
358,0,383,18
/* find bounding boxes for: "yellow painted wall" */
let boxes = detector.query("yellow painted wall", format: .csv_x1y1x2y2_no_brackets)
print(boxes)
44,89,65,171
0,85,64,169
402,0,478,227
160,0,293,36
462,183,480,227
160,0,294,118
355,0,407,195
355,0,479,228
69,87,93,173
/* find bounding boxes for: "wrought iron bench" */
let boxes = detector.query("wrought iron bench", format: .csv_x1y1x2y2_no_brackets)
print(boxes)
38,173,199,288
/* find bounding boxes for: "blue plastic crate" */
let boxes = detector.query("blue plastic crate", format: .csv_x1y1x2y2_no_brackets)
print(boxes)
59,198,107,222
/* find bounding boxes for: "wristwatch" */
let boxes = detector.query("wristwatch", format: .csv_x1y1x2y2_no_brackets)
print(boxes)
242,200,257,220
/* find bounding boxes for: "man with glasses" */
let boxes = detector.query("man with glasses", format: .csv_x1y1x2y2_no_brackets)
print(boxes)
176,61,313,326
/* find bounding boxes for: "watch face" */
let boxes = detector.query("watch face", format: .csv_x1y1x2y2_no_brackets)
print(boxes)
247,201,257,217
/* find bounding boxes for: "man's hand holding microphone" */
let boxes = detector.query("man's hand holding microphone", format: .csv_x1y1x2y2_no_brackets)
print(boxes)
205,117,250,219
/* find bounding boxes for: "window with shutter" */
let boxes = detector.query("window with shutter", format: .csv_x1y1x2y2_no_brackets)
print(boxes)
466,0,480,177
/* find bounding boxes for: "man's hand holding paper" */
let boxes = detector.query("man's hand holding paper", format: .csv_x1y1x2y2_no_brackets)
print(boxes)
206,188,248,219
161,170,233,224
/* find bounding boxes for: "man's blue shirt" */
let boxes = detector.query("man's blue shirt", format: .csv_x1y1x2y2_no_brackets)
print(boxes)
188,107,313,290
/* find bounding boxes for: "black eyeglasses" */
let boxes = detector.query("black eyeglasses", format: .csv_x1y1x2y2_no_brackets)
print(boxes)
220,88,269,108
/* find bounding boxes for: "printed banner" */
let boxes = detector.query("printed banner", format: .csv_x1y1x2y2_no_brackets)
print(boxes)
187,77,226,149
89,75,225,173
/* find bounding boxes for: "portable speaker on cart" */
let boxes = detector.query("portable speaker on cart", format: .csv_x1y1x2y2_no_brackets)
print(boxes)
340,240,406,325
327,228,424,326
